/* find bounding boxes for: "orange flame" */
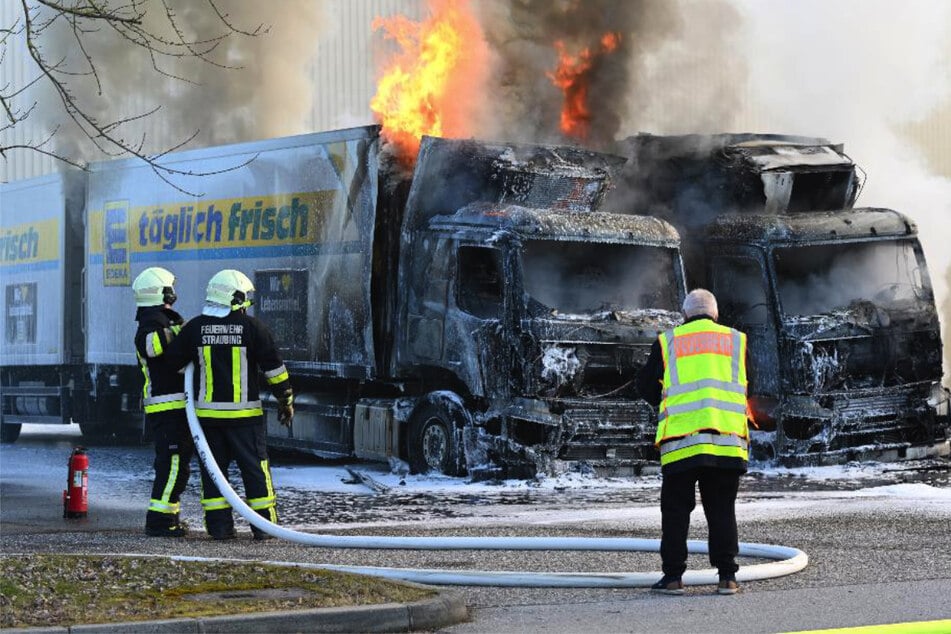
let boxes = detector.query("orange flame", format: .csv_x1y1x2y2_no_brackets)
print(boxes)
371,0,488,164
547,33,622,141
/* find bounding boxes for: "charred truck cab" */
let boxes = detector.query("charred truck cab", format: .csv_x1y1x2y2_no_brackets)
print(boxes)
612,133,950,464
392,137,685,478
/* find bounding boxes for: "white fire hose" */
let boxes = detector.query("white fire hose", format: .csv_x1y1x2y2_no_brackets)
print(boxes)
184,363,808,587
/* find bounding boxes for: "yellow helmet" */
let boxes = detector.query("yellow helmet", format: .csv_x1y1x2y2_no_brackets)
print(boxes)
132,267,177,307
203,269,254,317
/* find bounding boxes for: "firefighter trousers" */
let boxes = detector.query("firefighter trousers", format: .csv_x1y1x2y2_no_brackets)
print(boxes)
198,420,278,537
660,466,741,579
145,414,194,529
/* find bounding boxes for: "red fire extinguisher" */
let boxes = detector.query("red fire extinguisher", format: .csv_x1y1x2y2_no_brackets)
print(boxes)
63,446,88,519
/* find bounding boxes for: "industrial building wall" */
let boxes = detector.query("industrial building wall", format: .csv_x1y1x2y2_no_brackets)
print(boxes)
0,0,420,184
2,1,948,183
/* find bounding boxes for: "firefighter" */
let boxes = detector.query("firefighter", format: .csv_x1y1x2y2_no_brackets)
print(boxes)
637,288,754,596
165,269,293,540
133,266,193,538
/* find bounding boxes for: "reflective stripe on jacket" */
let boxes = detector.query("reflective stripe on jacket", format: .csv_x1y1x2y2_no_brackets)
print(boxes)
135,307,186,415
655,319,750,466
167,312,291,423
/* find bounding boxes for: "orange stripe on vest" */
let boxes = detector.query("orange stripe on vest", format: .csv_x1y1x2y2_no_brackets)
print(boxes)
673,332,734,358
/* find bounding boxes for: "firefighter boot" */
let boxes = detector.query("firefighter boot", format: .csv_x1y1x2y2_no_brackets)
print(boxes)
205,508,237,540
144,512,188,538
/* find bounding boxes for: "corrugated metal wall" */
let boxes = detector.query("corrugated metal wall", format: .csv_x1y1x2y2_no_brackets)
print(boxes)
2,1,948,183
0,0,421,183
1,1,55,182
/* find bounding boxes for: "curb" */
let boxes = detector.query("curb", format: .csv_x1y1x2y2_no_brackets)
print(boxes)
1,591,468,633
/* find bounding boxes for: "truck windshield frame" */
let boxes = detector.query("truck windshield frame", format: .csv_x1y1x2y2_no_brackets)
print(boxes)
520,240,681,315
772,238,928,317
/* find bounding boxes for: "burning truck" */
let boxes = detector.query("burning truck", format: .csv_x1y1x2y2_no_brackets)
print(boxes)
4,126,947,474
1,125,685,478
608,133,951,464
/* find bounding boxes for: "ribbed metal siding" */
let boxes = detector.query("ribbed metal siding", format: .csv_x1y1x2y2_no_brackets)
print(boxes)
0,1,56,181
1,0,421,183
311,0,422,132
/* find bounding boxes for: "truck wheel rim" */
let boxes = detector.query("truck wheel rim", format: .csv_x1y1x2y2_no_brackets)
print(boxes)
422,420,449,469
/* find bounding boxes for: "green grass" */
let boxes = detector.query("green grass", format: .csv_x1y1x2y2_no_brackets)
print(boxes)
0,553,434,628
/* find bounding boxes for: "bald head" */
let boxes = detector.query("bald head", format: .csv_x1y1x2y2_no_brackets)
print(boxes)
683,288,718,321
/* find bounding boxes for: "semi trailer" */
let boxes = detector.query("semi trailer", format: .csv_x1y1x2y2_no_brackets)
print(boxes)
2,125,687,478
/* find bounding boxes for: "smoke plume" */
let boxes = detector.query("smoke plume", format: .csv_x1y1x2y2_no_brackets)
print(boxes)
27,0,325,167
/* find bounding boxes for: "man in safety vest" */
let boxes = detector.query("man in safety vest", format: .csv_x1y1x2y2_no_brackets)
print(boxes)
637,288,753,596
166,269,294,540
133,266,193,537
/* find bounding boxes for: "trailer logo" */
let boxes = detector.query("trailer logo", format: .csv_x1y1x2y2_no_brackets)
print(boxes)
5,282,37,344
104,201,130,286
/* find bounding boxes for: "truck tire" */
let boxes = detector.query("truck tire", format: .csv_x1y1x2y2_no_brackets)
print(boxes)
0,423,21,444
407,398,466,477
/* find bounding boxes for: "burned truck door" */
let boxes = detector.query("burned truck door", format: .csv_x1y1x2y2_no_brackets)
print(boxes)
709,251,782,429
405,237,451,361
447,244,512,399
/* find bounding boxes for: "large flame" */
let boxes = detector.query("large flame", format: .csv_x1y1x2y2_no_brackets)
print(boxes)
548,32,621,141
371,0,488,164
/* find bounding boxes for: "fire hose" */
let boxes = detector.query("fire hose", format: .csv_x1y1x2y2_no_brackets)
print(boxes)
184,363,808,588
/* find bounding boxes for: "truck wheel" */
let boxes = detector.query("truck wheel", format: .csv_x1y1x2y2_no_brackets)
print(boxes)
0,423,21,444
407,400,466,477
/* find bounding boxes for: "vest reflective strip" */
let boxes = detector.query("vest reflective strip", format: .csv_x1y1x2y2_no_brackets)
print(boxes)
731,331,741,383
265,364,289,385
145,331,163,357
663,328,678,385
658,398,749,422
665,378,747,398
201,496,231,511
200,346,213,402
659,432,748,456
661,440,749,466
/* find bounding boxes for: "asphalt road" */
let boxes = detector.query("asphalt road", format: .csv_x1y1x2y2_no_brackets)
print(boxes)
2,425,950,633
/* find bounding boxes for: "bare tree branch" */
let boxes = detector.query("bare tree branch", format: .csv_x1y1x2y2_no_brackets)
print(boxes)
1,0,267,194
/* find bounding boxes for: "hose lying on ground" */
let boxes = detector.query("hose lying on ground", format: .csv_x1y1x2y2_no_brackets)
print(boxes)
184,363,808,588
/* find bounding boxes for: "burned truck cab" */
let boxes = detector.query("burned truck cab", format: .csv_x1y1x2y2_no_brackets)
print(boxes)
394,137,685,477
612,132,951,464
704,210,949,462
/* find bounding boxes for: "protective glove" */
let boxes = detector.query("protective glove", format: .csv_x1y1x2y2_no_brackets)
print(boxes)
277,389,294,428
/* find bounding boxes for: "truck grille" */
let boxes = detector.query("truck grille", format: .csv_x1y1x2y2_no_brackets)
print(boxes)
818,385,935,449
558,401,658,460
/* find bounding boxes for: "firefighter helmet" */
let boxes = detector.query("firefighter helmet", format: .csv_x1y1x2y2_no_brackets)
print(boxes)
203,269,255,317
132,267,177,307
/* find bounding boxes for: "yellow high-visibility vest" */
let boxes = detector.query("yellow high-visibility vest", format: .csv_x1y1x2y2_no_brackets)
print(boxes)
655,319,750,466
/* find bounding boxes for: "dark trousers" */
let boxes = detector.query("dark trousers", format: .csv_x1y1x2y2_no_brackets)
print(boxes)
199,420,277,536
660,466,741,578
145,414,194,529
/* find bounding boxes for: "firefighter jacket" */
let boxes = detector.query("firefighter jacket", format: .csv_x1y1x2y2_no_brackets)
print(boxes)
654,318,751,469
166,311,291,424
134,306,186,415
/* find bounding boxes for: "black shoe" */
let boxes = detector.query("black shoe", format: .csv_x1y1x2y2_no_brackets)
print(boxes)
252,530,275,541
650,575,685,595
208,528,237,540
145,523,188,538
